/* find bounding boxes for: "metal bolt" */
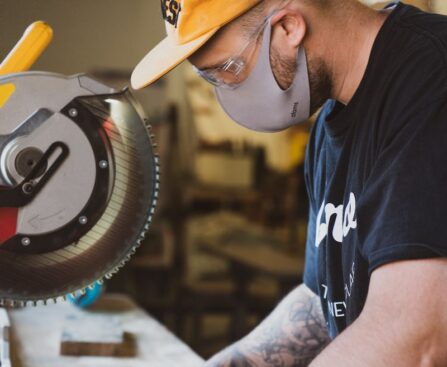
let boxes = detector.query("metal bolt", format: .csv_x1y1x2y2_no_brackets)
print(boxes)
99,160,108,169
79,216,88,225
69,108,78,118
22,182,34,195
21,237,31,246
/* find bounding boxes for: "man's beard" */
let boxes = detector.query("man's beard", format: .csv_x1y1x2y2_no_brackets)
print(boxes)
270,46,332,116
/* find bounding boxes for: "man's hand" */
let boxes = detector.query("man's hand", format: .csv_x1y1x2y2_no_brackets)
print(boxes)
205,284,331,367
310,258,447,366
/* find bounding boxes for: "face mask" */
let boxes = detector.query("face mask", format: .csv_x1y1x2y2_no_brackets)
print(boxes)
215,19,311,132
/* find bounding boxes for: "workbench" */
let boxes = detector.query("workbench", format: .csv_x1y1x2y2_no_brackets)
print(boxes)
6,294,204,367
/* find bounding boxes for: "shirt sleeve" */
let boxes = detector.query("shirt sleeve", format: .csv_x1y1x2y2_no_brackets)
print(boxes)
357,95,447,274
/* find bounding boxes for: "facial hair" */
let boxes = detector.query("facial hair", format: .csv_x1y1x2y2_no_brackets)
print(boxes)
270,45,332,116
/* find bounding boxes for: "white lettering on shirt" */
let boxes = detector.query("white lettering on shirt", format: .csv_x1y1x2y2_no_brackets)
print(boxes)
321,284,347,319
315,192,358,248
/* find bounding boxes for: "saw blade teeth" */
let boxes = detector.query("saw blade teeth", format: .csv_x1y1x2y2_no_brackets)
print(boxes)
97,279,104,286
88,284,95,290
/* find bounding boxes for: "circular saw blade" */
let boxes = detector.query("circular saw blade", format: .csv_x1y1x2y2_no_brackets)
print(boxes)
0,72,159,306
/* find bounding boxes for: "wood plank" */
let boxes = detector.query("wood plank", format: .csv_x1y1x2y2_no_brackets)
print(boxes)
60,313,134,357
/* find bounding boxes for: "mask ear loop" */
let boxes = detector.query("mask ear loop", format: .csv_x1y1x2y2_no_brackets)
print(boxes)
242,2,293,74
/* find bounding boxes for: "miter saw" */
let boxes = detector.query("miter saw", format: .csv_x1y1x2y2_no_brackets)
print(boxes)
0,22,159,306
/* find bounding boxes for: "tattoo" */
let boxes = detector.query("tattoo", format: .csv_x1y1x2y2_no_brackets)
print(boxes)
205,285,331,367
254,290,330,366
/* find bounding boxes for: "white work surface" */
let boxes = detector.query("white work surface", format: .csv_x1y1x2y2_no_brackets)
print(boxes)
7,294,204,367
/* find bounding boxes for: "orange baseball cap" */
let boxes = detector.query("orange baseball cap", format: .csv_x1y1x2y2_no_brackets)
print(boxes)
131,0,261,90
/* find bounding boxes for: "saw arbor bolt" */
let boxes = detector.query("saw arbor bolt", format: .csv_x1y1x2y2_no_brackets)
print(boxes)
15,147,47,178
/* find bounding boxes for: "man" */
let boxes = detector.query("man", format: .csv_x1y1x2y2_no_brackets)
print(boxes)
132,0,447,365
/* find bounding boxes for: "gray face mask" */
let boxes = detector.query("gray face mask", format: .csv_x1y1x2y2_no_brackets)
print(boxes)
215,19,311,132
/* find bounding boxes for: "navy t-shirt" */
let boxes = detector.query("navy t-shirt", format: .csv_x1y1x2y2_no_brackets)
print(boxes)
303,2,447,338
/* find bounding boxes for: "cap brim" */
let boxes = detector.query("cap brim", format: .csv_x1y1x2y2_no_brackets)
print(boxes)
131,27,219,90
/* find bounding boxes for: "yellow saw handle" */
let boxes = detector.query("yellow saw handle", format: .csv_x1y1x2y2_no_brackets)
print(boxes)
0,21,53,76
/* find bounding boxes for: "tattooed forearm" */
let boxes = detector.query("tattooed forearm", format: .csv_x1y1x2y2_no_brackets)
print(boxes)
250,287,330,366
205,284,331,367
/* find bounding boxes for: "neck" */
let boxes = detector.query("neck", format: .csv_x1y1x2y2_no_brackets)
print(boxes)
307,2,392,105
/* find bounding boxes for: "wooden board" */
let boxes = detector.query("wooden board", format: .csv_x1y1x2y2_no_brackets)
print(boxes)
60,313,134,357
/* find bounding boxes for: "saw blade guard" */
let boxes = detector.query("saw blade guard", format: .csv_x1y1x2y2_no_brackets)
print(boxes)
0,73,158,305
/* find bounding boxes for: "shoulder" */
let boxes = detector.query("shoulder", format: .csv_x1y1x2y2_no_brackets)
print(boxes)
370,5,447,132
397,3,447,56
387,4,447,88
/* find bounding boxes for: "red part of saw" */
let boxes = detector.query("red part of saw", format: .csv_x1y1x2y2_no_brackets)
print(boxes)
0,207,18,244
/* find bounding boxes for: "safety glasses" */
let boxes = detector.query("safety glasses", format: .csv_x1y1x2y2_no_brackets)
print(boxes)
192,13,274,89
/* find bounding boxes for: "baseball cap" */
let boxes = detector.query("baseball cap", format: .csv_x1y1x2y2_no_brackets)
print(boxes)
131,0,262,90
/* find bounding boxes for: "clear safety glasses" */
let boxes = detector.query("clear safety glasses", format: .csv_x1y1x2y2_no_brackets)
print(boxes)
192,14,274,89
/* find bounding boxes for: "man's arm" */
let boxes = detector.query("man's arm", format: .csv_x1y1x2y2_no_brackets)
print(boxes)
310,258,447,366
205,284,331,367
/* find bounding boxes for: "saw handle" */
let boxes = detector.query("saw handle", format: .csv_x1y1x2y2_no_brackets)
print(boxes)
0,21,53,76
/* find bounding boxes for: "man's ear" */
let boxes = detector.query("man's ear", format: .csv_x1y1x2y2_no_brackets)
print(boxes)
270,9,307,49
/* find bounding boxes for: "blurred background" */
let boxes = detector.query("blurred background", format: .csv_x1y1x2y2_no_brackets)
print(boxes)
1,0,445,359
